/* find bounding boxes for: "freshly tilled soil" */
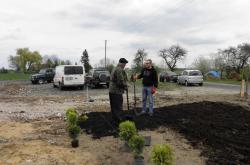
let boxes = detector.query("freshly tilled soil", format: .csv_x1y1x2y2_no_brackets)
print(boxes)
82,101,250,165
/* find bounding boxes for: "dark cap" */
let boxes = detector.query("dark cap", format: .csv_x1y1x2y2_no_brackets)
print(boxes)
119,58,128,64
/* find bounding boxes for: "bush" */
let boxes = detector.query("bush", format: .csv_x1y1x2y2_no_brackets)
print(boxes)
0,67,8,73
77,114,88,128
227,71,240,80
119,121,137,141
66,108,78,125
151,144,173,165
66,107,77,117
128,135,145,156
68,124,81,139
78,114,88,122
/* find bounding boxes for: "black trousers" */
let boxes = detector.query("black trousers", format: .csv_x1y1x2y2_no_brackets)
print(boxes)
109,93,123,122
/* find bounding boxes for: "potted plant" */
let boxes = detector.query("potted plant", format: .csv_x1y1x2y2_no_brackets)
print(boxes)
129,135,145,165
151,144,173,165
77,114,88,129
68,124,81,147
66,108,81,147
119,121,137,142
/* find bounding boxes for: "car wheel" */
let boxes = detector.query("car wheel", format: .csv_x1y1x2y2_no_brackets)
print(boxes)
99,74,107,82
177,80,180,85
38,79,44,84
106,83,109,88
185,81,189,87
31,81,36,84
53,83,56,88
199,83,203,86
79,85,84,90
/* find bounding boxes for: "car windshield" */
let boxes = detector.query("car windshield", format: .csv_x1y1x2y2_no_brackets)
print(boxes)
167,72,177,76
189,71,202,76
64,66,83,75
94,70,110,75
39,69,46,74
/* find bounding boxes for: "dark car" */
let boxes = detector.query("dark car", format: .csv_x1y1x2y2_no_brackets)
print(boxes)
30,68,55,84
159,71,178,82
85,68,110,88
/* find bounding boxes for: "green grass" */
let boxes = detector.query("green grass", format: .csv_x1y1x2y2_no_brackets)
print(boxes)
205,79,243,85
158,81,180,91
0,72,31,81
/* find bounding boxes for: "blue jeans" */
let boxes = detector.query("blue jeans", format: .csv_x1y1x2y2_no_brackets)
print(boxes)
142,86,154,113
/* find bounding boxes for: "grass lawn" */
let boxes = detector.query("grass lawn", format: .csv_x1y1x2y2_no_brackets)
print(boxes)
205,79,245,85
0,72,31,81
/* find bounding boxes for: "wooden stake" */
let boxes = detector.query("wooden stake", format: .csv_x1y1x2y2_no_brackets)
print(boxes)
245,78,248,97
240,79,245,97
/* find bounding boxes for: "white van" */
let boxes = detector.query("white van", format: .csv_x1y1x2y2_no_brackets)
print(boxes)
53,65,85,90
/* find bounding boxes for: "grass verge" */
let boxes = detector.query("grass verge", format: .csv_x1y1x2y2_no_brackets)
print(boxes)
0,73,31,81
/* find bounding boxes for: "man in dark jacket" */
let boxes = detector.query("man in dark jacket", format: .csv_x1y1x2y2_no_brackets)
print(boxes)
135,59,158,116
109,58,128,123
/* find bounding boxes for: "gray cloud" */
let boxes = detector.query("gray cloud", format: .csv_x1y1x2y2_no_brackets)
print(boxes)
178,37,224,46
0,35,20,41
1,0,250,68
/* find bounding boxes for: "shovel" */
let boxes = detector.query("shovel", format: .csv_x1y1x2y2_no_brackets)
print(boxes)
128,74,141,116
125,88,135,121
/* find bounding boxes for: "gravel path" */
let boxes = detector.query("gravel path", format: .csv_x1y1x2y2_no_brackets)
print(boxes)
0,80,245,122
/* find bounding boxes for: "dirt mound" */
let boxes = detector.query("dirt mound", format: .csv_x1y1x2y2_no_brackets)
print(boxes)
82,101,250,165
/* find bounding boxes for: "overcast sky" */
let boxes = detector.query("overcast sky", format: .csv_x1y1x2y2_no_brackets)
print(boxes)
1,0,250,69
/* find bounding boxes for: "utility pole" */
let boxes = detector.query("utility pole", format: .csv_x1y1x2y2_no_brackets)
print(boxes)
105,40,107,68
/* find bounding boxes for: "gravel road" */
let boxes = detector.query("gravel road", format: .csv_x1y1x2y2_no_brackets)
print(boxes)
0,80,240,97
0,80,245,122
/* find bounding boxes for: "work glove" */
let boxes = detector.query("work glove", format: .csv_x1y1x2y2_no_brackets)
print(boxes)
130,74,137,82
151,87,157,94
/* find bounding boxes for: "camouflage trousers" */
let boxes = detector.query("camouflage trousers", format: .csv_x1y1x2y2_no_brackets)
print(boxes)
109,93,124,123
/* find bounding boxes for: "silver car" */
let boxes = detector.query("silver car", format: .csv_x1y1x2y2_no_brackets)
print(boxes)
177,70,203,86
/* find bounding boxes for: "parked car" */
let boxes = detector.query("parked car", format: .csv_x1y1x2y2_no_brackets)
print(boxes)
177,70,203,86
30,68,55,84
159,71,178,82
85,68,110,88
53,65,85,90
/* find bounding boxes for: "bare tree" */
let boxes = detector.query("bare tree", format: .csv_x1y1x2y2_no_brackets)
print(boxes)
65,60,71,65
95,58,115,73
213,51,226,79
219,43,250,74
96,58,115,68
159,45,187,71
43,55,61,67
192,56,212,75
8,55,21,71
133,49,147,72
238,43,250,71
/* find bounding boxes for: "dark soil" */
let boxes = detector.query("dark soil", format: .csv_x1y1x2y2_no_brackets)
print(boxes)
82,101,250,165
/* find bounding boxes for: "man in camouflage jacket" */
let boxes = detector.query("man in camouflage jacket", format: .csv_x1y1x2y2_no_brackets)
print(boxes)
109,58,128,123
